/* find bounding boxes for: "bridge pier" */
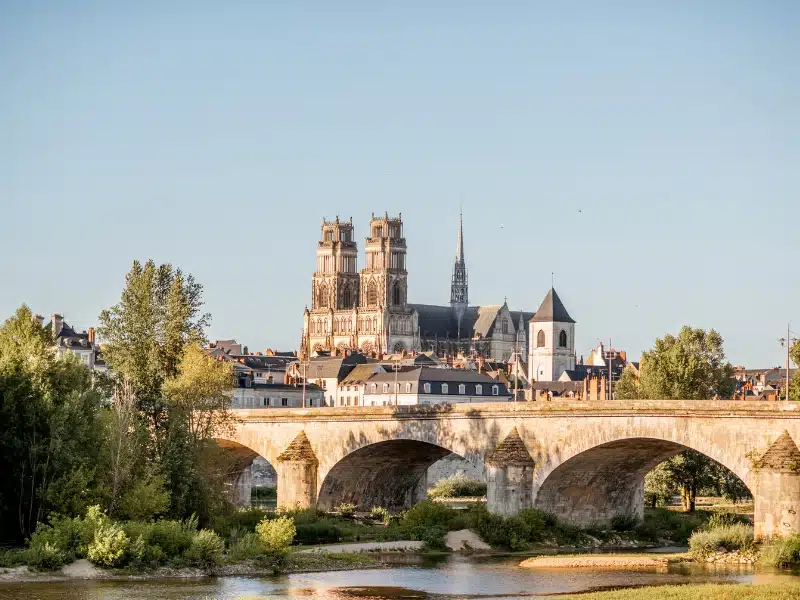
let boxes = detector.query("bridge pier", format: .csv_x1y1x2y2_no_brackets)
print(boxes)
752,431,800,539
276,432,319,510
486,428,535,517
231,465,252,508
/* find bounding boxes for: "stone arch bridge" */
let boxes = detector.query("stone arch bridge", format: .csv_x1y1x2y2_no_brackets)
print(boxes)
216,400,800,539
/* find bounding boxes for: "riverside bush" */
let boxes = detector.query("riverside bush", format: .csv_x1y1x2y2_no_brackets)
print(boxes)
369,506,390,524
337,503,357,517
211,508,273,539
759,534,800,567
636,508,711,544
428,475,487,499
688,523,755,558
187,530,224,570
227,532,264,562
87,523,130,567
25,542,70,571
256,516,296,553
610,514,640,532
294,520,342,545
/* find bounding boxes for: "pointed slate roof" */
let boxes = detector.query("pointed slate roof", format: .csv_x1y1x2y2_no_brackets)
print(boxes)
755,431,800,472
486,427,535,466
277,431,319,464
531,287,575,323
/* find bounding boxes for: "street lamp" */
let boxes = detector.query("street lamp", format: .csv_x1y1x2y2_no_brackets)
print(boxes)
779,324,798,401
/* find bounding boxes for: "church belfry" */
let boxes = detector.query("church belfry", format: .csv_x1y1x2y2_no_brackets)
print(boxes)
312,217,359,311
360,212,407,308
450,211,469,335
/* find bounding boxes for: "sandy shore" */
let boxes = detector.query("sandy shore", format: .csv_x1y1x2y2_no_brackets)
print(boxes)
520,553,687,569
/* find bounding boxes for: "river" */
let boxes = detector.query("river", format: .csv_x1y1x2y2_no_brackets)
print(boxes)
1,555,799,600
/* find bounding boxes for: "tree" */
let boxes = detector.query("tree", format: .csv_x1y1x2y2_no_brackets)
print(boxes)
614,367,640,400
634,326,741,511
0,306,104,541
638,326,735,400
97,260,209,444
789,340,800,401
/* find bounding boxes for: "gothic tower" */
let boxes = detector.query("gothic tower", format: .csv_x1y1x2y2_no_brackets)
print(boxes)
359,212,407,309
527,287,576,382
450,211,468,336
312,217,360,311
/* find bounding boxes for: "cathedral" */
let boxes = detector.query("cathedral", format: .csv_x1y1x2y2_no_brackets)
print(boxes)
301,212,577,379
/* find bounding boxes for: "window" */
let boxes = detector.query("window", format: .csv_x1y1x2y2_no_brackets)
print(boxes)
395,383,400,393
501,319,509,334
367,281,378,306
405,382,412,393
537,329,546,348
383,383,389,393
281,398,288,406
423,383,431,393
492,385,499,396
458,384,466,394
263,398,267,407
559,330,568,348
475,384,483,395
441,383,449,394
392,281,402,306
346,396,351,406
371,383,377,393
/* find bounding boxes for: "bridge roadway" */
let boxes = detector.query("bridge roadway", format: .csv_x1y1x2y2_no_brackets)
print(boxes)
217,400,800,538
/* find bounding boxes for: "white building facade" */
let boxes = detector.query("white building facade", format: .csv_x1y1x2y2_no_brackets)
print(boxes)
528,288,577,383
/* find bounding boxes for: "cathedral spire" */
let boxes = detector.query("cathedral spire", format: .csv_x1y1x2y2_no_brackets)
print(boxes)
456,209,465,264
450,210,469,337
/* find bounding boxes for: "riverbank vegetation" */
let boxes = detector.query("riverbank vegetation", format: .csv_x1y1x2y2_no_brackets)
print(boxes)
427,474,487,499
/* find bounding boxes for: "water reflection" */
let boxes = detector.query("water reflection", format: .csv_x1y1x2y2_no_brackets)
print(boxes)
0,555,798,600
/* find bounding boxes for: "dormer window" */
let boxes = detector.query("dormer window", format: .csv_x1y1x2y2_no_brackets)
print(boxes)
492,385,499,396
441,383,449,394
458,384,466,394
476,384,483,395
423,383,431,393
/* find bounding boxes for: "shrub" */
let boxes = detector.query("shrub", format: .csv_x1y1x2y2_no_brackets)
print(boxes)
227,532,264,562
637,507,711,544
117,477,170,521
25,542,69,571
337,503,357,517
0,549,27,568
703,512,750,531
211,508,273,539
688,523,755,558
147,520,194,557
428,475,487,499
256,516,296,553
87,523,130,567
294,520,342,545
369,506,390,524
187,530,224,571
610,513,640,532
760,534,800,567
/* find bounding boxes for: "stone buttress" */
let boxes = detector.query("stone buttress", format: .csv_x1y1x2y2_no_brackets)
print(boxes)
276,431,319,509
752,430,800,539
486,427,535,516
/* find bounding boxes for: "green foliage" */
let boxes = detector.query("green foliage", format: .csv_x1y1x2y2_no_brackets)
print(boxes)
256,516,296,553
227,532,264,562
369,506,390,524
688,523,754,558
759,534,800,567
702,512,750,531
614,367,640,400
87,522,131,567
427,474,487,499
294,520,342,545
25,541,70,571
466,505,565,550
186,529,224,570
0,549,27,568
637,326,735,400
644,463,673,507
636,508,712,544
609,514,640,532
0,306,106,542
336,503,357,517
210,508,273,539
117,476,171,521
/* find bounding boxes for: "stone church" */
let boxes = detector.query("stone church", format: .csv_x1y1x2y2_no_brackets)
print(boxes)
301,212,577,377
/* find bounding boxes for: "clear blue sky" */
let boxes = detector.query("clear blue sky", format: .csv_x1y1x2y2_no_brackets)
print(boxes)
1,1,797,367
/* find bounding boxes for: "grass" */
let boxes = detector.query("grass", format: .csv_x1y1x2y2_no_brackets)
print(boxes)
544,583,800,600
427,475,487,499
760,534,800,568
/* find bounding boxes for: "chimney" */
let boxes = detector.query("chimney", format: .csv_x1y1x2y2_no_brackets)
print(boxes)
33,314,44,327
88,327,95,344
51,314,63,337
619,350,626,362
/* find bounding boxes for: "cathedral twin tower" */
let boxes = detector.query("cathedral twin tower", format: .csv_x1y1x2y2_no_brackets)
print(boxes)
302,213,419,357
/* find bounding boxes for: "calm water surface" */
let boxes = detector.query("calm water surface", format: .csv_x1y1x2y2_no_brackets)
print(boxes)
2,555,799,600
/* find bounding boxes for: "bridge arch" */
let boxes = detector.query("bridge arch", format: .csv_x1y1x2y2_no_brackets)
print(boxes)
532,434,753,524
214,438,277,508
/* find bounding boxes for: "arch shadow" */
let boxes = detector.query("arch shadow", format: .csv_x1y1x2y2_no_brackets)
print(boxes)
533,437,752,524
317,439,463,511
